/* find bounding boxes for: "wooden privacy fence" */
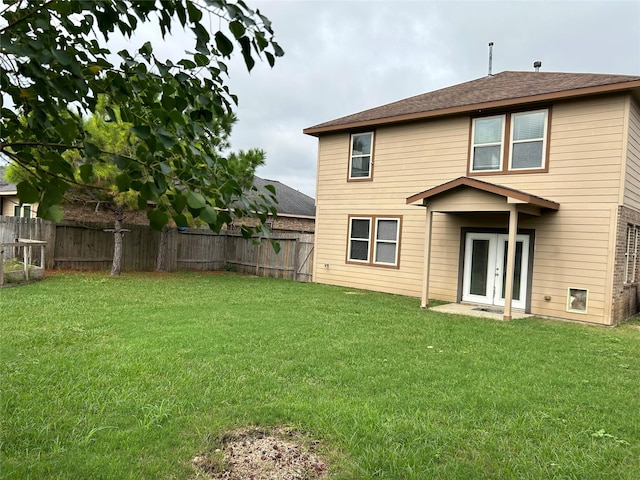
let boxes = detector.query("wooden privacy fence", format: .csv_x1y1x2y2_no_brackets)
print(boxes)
0,216,314,282
0,216,55,268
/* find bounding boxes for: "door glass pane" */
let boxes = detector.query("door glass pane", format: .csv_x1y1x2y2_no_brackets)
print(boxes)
501,241,523,300
470,239,490,296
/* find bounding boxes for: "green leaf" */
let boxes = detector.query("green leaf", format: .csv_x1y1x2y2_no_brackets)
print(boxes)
16,181,40,204
173,213,188,228
199,205,218,224
186,1,203,22
194,53,209,66
229,20,245,39
187,191,206,209
39,204,64,223
79,164,93,183
131,125,151,139
84,141,100,157
172,192,187,213
215,31,234,56
116,173,131,192
140,182,160,201
147,209,169,231
238,36,255,71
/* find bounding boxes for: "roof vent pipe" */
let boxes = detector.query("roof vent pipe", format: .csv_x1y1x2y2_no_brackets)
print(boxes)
488,42,494,76
534,61,542,72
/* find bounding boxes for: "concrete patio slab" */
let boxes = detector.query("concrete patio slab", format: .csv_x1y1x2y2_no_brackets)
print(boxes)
428,303,533,320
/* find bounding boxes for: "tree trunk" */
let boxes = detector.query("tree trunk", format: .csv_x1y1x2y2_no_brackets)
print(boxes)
110,209,124,276
155,225,169,272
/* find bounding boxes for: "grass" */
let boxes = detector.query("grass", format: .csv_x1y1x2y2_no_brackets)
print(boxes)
1,271,639,479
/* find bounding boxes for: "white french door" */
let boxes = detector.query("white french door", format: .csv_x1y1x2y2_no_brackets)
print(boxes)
462,233,529,310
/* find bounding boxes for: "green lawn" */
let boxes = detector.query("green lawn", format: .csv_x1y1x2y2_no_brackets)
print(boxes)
1,272,639,479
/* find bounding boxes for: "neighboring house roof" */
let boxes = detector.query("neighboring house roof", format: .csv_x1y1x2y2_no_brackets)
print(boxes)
251,176,315,218
304,71,640,135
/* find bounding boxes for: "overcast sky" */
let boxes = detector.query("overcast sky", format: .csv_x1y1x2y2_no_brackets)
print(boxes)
211,0,639,197
9,1,636,197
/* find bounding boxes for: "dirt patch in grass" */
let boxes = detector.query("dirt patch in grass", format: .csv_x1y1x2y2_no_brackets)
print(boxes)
192,426,330,479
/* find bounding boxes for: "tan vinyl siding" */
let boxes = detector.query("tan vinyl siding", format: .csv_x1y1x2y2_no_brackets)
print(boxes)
313,95,628,324
624,98,640,209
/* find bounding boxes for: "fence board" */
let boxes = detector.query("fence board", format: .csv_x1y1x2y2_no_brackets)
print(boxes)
0,216,55,267
0,216,314,281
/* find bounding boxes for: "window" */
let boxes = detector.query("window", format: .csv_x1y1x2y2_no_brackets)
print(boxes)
567,288,588,313
471,115,504,171
470,109,549,174
349,132,374,180
624,225,639,283
13,204,32,217
347,216,401,267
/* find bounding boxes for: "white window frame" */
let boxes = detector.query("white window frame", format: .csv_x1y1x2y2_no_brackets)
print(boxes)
347,216,401,267
469,108,549,174
373,218,400,266
470,114,505,173
348,132,374,180
624,224,639,284
508,109,549,171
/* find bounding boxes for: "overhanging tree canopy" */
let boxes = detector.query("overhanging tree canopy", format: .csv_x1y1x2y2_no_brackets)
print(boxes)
0,0,283,233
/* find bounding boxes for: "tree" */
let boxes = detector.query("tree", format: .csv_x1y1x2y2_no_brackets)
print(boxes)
0,0,283,238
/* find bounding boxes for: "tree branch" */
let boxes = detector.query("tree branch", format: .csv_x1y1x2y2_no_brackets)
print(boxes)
0,0,57,34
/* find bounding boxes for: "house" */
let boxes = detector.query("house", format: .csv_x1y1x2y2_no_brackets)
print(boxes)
0,166,37,218
229,177,316,233
304,71,640,325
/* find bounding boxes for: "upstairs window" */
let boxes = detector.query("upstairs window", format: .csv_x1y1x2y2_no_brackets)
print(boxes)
349,132,374,180
347,216,401,267
470,109,549,174
510,110,547,170
13,204,32,217
471,115,504,171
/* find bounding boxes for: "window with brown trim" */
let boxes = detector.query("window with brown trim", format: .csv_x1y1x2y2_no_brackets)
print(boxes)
469,108,550,174
348,132,374,180
347,215,401,267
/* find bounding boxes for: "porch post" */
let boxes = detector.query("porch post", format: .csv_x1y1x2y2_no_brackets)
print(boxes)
503,205,518,321
421,206,433,308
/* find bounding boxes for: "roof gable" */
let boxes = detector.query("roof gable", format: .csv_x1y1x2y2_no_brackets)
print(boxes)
406,177,560,211
304,71,640,135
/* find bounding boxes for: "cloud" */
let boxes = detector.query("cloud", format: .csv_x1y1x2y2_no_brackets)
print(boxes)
105,1,640,197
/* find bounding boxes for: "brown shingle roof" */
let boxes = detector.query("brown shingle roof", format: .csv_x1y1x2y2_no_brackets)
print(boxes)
304,71,640,136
